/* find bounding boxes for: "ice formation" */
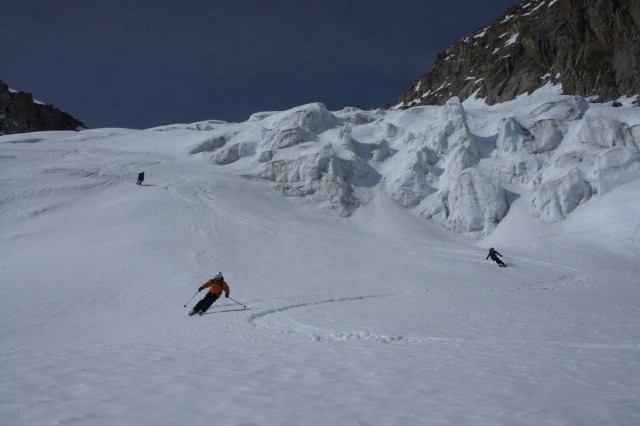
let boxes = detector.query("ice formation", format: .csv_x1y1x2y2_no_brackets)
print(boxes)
184,93,640,236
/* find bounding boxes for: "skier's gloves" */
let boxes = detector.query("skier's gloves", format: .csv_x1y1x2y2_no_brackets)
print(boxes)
198,287,203,292
225,294,229,298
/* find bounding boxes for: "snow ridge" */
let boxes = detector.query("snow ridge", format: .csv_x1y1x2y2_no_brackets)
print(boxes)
181,93,640,236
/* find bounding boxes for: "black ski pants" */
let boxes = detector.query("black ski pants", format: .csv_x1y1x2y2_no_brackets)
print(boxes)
491,255,506,266
193,292,219,313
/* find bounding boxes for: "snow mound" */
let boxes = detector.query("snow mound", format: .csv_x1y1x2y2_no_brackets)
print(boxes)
532,147,640,222
148,119,228,131
577,115,640,151
526,96,589,123
532,169,592,222
189,136,227,154
258,143,361,215
384,146,437,208
427,168,508,235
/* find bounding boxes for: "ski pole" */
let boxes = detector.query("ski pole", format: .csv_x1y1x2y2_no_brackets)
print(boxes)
228,297,246,308
184,290,199,307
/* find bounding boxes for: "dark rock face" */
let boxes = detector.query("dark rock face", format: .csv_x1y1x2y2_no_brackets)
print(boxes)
398,0,640,108
0,80,85,135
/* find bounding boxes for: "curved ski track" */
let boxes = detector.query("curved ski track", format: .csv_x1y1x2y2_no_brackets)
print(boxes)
160,161,623,352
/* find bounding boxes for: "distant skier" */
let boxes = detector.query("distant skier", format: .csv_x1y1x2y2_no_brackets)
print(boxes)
486,248,507,267
136,171,145,185
189,272,230,316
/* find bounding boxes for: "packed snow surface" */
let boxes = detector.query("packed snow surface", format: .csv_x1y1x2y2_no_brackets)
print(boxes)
1,92,640,425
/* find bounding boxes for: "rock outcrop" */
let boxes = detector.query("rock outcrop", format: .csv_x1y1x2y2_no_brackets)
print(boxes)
398,0,640,108
0,80,85,135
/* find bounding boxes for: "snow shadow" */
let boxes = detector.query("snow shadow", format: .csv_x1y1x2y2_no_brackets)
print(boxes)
474,133,498,159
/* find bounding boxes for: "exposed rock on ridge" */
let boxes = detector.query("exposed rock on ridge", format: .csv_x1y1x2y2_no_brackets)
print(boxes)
398,0,640,108
1,80,85,135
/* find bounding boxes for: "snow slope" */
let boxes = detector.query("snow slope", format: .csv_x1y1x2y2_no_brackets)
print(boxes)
1,95,640,425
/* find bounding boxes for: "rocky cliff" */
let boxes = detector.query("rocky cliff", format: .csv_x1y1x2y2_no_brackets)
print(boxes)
398,0,640,108
0,80,85,135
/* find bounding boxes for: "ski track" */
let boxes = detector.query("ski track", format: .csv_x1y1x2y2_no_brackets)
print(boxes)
244,293,639,351
157,158,608,351
246,294,390,323
3,142,604,351
4,126,640,425
167,165,599,292
163,165,600,302
237,289,639,351
162,171,331,250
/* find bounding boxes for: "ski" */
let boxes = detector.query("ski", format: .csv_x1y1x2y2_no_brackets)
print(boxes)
188,307,249,316
203,308,249,315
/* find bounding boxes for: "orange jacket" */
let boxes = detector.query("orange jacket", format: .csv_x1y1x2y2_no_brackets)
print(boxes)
200,278,230,297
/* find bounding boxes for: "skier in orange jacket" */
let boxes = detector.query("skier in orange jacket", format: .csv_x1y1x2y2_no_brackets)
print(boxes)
189,272,230,316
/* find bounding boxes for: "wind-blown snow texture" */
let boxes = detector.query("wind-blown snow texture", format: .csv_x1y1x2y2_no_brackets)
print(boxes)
1,90,640,425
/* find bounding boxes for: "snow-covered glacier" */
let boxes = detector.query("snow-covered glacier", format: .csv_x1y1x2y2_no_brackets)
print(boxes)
169,91,640,236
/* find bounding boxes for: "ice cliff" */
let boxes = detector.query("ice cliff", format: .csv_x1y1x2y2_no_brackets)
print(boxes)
155,91,640,237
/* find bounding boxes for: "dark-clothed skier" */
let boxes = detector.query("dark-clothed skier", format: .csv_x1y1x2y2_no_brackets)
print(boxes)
486,248,507,267
189,272,230,316
136,172,145,185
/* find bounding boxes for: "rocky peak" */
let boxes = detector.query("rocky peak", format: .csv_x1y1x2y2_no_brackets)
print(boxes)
398,0,640,108
0,80,85,135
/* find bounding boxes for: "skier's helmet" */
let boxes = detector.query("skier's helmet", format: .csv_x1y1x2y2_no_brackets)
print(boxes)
214,272,223,280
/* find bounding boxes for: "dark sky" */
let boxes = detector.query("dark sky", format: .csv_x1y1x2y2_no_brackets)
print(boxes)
1,0,519,129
